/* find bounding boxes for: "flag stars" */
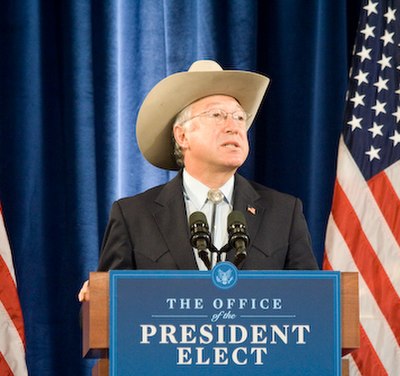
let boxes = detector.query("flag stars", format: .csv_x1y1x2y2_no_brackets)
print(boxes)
389,130,400,146
350,92,366,107
371,100,386,116
360,24,375,39
365,145,381,161
363,0,378,16
357,46,372,62
354,70,369,85
384,7,396,23
377,54,392,70
373,77,389,92
380,30,394,46
368,122,384,138
393,106,400,123
343,2,400,176
347,115,362,131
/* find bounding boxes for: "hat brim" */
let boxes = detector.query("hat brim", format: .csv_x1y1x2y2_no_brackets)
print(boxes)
136,69,270,170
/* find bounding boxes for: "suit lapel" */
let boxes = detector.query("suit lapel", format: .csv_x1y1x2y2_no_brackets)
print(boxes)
151,173,263,270
226,174,264,267
152,172,198,270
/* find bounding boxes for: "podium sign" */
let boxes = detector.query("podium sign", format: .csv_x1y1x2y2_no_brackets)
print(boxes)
110,263,341,376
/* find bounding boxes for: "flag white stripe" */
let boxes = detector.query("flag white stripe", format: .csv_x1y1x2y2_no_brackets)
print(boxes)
335,138,400,293
345,355,362,376
0,302,28,376
385,160,400,200
0,214,16,283
325,215,358,272
326,217,400,375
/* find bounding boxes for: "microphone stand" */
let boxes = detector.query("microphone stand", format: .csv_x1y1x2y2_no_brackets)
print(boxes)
209,243,245,268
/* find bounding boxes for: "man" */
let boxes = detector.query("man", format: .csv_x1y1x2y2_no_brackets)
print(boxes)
79,60,317,301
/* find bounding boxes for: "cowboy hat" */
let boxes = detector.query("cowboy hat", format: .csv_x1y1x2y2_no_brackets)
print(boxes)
136,60,270,170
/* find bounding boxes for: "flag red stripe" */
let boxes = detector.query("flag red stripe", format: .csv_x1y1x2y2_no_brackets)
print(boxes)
331,180,400,345
0,255,26,347
367,171,400,247
0,352,13,375
322,252,333,270
351,325,388,376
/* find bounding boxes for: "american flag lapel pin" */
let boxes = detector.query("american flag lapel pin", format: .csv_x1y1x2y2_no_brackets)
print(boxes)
247,205,256,215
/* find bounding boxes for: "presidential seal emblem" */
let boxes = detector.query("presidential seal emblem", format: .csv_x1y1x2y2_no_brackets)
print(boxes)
212,262,238,289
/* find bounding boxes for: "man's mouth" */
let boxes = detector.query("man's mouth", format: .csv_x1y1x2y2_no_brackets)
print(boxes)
222,141,240,149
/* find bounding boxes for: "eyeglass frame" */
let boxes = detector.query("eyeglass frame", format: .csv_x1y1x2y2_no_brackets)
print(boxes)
180,108,252,127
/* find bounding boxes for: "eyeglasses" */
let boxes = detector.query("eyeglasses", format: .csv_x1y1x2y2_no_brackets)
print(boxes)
182,108,251,127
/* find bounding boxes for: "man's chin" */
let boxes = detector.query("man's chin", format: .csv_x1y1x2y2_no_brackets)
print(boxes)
219,159,245,171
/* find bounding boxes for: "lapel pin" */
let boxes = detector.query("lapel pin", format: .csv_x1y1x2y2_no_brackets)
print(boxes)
247,206,256,215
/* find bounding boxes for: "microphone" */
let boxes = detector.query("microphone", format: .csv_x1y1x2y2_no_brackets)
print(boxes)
189,211,211,269
228,211,249,266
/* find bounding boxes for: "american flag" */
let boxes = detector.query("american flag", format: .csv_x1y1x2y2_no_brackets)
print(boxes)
0,204,28,375
324,0,400,374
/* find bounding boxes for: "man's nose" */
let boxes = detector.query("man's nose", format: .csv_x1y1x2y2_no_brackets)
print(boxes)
223,116,241,133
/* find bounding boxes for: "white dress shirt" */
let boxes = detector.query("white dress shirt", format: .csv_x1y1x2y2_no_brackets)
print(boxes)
182,169,234,270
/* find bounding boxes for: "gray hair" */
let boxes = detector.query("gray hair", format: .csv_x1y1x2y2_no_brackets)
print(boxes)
172,105,192,168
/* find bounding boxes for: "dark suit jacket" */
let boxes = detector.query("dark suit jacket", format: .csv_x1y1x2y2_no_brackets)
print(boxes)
97,173,318,271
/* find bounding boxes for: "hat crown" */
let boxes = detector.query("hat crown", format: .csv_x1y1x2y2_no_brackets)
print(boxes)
189,60,223,72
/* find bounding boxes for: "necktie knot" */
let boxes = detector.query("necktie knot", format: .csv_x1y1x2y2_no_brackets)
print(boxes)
207,189,224,204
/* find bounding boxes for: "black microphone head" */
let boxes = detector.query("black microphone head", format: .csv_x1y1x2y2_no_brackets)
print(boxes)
190,211,209,227
189,211,211,251
227,210,249,254
228,210,247,229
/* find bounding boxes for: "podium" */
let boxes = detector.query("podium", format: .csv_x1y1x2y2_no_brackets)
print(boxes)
82,269,359,375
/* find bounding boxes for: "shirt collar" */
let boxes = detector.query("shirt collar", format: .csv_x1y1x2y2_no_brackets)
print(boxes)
183,169,234,210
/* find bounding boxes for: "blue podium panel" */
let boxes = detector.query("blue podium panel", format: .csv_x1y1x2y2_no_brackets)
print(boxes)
110,263,341,376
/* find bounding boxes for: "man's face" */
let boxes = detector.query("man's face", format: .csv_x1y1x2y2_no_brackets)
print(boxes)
175,95,250,175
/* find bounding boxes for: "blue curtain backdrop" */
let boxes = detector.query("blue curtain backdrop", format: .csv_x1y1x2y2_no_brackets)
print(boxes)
0,0,361,375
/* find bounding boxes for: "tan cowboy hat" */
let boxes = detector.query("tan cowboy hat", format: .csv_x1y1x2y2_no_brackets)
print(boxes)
136,60,270,170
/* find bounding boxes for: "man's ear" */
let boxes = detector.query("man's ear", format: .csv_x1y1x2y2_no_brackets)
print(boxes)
173,125,189,149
